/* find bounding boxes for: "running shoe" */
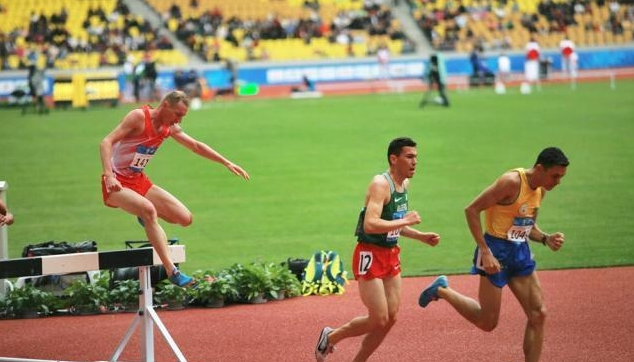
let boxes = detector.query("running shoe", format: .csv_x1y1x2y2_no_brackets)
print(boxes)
169,269,193,287
315,327,334,362
418,275,448,308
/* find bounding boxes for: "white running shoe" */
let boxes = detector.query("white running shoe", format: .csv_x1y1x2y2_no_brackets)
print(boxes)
315,327,334,362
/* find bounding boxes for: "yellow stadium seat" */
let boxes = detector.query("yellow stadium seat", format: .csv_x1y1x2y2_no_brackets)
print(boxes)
7,55,20,70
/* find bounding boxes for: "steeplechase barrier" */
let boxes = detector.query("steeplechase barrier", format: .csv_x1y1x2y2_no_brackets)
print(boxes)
0,245,188,362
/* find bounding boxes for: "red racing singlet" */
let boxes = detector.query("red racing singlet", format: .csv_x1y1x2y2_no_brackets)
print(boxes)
111,105,171,177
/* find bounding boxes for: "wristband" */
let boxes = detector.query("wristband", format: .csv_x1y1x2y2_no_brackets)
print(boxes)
541,233,549,245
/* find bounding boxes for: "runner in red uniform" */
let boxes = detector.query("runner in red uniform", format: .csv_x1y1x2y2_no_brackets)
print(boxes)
315,137,440,362
100,90,249,286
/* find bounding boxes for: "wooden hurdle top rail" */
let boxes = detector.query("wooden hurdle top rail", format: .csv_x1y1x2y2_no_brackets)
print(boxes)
0,245,185,279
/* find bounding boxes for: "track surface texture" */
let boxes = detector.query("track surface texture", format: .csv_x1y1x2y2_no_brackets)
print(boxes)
1,267,633,362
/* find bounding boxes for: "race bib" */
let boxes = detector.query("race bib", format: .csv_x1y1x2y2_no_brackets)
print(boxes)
386,210,405,243
357,251,373,276
507,217,534,242
129,145,157,172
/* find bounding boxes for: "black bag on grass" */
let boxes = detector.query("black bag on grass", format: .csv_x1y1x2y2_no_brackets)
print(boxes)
19,240,98,296
287,258,309,281
22,240,97,257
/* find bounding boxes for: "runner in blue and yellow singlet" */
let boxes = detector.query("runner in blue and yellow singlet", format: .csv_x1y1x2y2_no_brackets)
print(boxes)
474,167,543,287
420,147,569,362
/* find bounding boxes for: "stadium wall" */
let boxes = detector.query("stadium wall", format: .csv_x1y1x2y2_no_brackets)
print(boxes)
1,46,633,100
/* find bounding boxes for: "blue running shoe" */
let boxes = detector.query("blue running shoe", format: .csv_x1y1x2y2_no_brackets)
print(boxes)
418,275,448,308
169,269,193,287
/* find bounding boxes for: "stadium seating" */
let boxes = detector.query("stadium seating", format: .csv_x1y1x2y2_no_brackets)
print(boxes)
146,0,408,62
0,0,187,71
409,0,633,53
1,0,631,70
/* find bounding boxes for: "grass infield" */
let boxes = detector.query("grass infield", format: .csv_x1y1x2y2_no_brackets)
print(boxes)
1,79,633,276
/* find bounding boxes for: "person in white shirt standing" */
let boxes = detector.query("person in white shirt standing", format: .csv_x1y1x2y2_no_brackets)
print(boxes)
497,52,511,83
522,38,541,93
495,52,511,94
377,43,391,81
559,37,578,79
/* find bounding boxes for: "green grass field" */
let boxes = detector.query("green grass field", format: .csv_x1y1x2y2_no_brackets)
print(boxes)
1,80,633,276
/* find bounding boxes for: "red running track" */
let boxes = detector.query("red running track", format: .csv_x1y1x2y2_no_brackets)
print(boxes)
0,266,633,362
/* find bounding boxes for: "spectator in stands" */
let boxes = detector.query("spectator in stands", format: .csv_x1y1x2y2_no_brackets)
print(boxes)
420,52,449,108
169,3,182,20
156,35,174,50
0,197,14,227
304,0,320,11
0,33,9,67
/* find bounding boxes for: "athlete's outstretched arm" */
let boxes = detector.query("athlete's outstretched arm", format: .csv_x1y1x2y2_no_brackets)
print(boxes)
171,127,250,180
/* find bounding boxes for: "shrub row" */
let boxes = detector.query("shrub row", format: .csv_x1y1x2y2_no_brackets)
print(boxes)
0,261,302,319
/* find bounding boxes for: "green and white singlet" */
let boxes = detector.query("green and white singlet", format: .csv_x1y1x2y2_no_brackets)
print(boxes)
355,172,408,248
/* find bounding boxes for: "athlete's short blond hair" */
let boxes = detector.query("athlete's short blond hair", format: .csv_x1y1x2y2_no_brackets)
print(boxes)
162,90,190,107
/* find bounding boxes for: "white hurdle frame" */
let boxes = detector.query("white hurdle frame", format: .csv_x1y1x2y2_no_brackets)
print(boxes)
0,245,188,362
0,181,9,298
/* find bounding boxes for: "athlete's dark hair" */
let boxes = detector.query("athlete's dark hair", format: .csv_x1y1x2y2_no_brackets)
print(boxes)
387,137,417,164
535,147,570,168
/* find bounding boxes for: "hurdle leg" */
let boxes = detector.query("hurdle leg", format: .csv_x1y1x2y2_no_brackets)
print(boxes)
0,181,9,298
109,266,148,361
146,307,187,361
139,266,155,361
109,311,141,361
110,265,187,362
